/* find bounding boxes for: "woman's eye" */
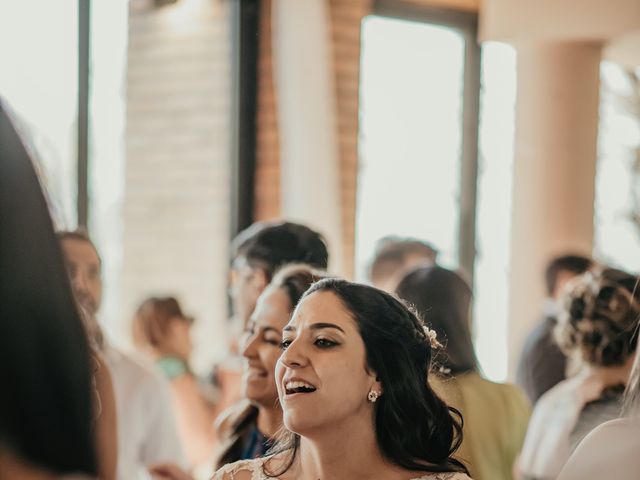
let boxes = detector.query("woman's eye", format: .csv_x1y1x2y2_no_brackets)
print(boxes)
280,339,292,350
243,324,255,336
264,335,281,346
314,338,337,348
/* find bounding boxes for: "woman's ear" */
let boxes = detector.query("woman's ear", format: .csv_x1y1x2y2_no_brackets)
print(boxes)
253,267,269,292
368,370,383,395
373,379,383,396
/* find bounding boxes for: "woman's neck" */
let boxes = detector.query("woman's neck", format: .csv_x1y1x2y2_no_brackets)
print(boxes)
256,402,282,438
588,355,635,386
290,414,409,480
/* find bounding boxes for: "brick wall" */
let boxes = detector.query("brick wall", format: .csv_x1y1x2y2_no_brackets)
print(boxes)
123,0,232,370
388,0,479,11
254,0,281,221
329,0,372,278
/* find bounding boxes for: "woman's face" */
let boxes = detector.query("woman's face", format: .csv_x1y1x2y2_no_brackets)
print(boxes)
167,316,193,360
241,287,292,408
275,290,380,435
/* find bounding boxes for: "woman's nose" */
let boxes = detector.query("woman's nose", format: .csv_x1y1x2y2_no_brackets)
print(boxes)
241,332,258,358
279,338,307,368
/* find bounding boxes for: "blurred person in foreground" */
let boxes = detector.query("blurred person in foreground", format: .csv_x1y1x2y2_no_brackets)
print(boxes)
396,266,530,480
0,100,99,479
149,264,328,480
517,254,592,404
518,267,639,479
133,296,221,467
59,230,187,479
368,235,438,292
558,284,640,480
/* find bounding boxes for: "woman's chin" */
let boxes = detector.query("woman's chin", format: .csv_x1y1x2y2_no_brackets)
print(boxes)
283,411,320,435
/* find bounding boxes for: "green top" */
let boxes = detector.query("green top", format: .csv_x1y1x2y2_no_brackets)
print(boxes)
431,372,531,480
155,356,188,380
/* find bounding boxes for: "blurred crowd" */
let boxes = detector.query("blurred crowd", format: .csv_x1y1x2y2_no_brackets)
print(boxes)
2,101,640,480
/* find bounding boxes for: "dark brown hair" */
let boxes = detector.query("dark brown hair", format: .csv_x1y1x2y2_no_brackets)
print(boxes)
544,254,592,296
269,263,328,309
396,266,479,375
0,101,97,475
231,221,329,281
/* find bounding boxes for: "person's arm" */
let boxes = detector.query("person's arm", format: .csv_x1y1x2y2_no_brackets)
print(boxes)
93,353,118,480
149,462,193,480
169,372,221,465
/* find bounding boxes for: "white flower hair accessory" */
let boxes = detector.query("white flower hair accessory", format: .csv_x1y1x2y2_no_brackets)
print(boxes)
423,325,442,349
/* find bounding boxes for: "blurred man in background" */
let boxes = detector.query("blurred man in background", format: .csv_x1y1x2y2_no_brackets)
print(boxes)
59,230,187,479
516,254,593,404
368,235,438,292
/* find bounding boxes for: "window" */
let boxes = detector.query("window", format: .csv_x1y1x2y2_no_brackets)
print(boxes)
356,6,517,381
356,15,466,273
474,42,517,381
0,0,79,227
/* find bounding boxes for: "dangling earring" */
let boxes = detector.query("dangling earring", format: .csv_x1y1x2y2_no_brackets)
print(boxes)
367,390,380,403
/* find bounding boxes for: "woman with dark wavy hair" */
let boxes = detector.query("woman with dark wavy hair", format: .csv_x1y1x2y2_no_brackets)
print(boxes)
213,278,471,480
518,267,639,480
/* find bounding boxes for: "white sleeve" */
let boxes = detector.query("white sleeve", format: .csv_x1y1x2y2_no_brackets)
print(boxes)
139,373,189,469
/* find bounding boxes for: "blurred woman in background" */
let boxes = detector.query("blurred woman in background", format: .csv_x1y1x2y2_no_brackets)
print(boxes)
396,265,530,480
558,288,640,480
518,267,639,479
133,296,219,467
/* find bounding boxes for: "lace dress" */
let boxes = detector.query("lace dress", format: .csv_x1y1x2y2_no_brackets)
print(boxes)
213,458,472,480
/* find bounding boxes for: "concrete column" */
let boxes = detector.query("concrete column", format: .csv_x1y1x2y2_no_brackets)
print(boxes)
507,41,602,376
271,0,345,275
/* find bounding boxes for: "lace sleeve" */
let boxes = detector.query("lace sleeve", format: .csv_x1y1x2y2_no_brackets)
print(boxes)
212,459,264,480
415,473,474,480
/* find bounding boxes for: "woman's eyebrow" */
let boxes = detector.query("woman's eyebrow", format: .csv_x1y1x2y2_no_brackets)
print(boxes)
261,326,280,334
309,322,345,333
282,323,345,333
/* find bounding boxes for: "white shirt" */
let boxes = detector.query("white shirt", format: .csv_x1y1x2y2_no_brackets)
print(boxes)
104,346,187,480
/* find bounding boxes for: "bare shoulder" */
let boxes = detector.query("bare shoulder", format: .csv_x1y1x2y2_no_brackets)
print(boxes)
558,417,640,480
212,458,263,480
571,417,640,450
